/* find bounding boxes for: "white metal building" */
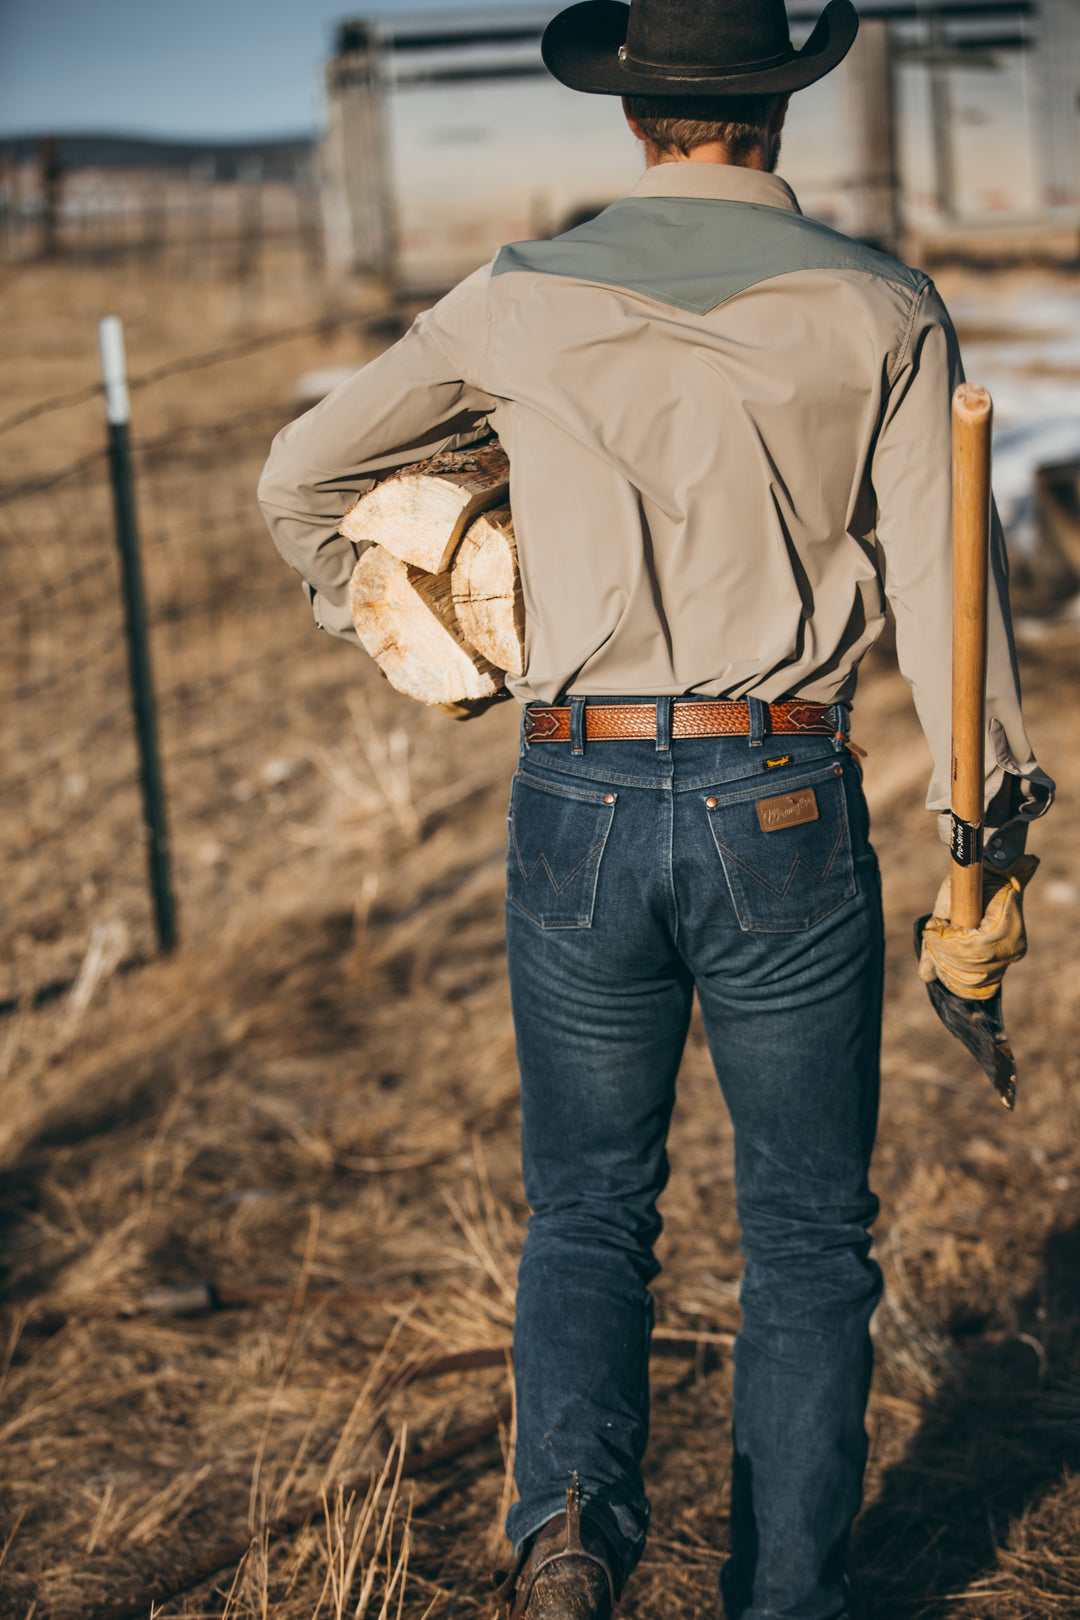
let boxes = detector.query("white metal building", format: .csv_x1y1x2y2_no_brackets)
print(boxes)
321,0,1080,293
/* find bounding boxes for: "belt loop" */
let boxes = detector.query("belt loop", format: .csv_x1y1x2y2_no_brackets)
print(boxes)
570,696,587,756
832,701,850,753
747,696,766,748
655,695,673,753
521,705,531,753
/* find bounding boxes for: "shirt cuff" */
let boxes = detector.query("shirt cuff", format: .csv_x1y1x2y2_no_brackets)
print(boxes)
301,579,361,645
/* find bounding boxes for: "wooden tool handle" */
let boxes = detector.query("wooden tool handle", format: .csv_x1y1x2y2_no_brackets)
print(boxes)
951,384,993,928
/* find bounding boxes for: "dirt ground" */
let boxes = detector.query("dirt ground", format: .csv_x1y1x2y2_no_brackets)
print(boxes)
2,244,1079,1620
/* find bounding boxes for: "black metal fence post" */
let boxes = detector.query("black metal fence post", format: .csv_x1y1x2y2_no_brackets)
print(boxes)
98,316,178,953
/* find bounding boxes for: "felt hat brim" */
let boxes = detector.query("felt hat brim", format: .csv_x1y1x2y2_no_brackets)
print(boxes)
542,0,859,97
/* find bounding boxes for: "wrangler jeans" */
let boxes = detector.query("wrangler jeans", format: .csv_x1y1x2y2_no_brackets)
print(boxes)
503,697,884,1620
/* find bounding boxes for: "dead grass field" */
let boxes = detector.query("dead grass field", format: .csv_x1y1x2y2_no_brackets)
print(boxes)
2,246,1079,1620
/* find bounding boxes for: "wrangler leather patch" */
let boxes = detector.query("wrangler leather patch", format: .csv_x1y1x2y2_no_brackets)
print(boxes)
756,787,819,833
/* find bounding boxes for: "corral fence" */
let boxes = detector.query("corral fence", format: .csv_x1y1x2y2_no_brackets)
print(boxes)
1,314,376,1015
0,137,324,282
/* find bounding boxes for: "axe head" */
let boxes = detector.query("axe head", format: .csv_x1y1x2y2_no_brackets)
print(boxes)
913,916,1017,1108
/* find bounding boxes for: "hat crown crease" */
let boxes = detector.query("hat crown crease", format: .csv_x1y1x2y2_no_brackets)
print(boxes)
625,0,792,72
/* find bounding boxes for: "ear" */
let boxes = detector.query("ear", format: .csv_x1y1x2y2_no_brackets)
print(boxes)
622,96,645,142
772,94,791,135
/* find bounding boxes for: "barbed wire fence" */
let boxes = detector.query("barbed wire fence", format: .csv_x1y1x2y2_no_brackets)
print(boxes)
1,314,382,1015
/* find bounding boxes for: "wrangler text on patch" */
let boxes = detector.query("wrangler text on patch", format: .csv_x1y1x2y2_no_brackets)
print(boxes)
757,788,819,833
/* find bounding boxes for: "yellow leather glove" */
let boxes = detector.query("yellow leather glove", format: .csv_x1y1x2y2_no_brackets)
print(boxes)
918,855,1039,1001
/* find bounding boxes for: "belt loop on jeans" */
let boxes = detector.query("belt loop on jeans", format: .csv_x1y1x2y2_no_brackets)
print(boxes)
747,696,766,747
831,701,850,752
570,696,587,756
655,695,673,753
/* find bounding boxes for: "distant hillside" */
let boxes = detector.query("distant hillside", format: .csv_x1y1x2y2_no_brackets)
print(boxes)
1,133,316,181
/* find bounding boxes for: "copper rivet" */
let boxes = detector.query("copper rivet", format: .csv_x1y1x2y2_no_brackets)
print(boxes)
705,797,718,809
604,793,615,805
834,766,842,775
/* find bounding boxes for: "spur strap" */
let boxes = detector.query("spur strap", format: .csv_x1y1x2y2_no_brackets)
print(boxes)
493,1478,616,1620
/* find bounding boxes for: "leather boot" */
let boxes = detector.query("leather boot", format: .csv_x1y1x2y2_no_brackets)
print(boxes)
494,1480,617,1620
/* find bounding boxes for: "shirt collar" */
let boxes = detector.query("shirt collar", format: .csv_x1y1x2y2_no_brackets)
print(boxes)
629,162,801,214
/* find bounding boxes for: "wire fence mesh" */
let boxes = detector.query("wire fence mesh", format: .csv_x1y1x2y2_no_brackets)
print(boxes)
1,385,348,1009
0,156,324,283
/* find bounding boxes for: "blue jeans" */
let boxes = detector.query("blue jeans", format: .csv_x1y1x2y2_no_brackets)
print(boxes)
503,698,884,1620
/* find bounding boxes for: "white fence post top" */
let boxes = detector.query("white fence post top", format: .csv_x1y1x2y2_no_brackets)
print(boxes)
97,315,130,426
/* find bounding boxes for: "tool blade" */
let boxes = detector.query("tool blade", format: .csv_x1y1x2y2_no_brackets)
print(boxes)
913,916,1017,1108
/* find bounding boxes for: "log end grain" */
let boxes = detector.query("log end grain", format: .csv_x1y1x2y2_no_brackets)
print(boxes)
451,505,525,678
348,546,504,707
341,443,510,573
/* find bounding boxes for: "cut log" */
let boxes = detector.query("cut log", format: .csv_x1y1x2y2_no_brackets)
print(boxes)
451,505,525,678
348,545,503,708
341,443,510,573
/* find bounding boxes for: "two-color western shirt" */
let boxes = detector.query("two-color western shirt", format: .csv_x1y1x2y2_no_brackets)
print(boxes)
258,161,1050,821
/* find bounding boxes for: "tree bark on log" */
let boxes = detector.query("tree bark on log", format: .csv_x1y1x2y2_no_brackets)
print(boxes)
348,545,502,707
341,443,510,573
451,505,525,677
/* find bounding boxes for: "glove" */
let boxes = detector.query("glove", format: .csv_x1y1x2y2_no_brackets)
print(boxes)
918,855,1039,1001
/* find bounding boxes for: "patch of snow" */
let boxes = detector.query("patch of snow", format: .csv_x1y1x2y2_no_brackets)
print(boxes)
950,287,1080,557
260,756,306,787
291,366,359,404
949,289,1080,336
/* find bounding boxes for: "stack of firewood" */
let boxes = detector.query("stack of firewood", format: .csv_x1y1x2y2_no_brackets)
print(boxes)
345,442,524,717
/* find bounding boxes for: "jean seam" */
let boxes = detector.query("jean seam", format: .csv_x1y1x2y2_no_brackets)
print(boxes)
663,787,679,946
521,760,667,790
515,771,618,806
700,758,850,808
513,751,840,794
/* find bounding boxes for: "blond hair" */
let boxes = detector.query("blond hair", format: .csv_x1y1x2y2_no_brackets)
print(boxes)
626,93,782,162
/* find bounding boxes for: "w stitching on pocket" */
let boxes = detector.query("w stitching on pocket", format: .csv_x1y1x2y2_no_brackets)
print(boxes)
511,828,609,895
712,815,847,899
705,767,856,932
507,771,617,929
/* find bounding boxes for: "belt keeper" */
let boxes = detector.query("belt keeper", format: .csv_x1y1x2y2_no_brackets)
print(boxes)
655,695,672,752
570,696,586,756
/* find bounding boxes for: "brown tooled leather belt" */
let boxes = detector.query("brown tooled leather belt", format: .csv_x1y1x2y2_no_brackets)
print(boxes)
523,700,838,743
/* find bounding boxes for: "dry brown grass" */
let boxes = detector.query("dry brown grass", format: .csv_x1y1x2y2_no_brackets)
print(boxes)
2,249,1080,1619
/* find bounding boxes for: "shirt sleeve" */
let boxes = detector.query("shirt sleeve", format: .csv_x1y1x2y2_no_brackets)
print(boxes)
871,280,1054,825
257,267,496,643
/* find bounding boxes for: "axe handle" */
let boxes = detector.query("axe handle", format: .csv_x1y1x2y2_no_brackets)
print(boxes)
951,384,993,929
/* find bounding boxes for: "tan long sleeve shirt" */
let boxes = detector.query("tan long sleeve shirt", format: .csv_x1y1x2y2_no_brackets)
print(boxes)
258,161,1051,823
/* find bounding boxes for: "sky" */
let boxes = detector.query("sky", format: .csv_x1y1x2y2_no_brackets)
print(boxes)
0,0,535,142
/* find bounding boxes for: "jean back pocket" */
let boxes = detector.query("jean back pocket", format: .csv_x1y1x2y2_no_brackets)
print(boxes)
705,763,856,933
508,769,616,929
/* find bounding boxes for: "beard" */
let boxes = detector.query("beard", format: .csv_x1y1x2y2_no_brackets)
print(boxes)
764,129,783,173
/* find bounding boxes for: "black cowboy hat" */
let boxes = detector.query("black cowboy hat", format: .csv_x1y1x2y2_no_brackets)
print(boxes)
542,0,860,97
